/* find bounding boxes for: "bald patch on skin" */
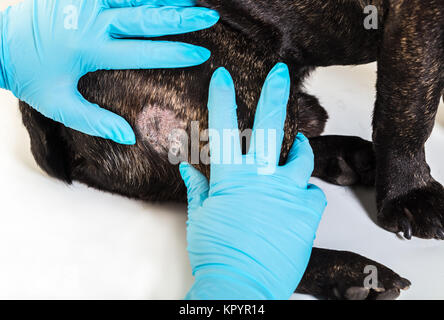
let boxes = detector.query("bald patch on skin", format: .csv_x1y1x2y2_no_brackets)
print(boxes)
136,105,187,154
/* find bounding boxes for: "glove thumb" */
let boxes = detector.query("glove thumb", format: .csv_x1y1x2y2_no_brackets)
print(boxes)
179,162,209,211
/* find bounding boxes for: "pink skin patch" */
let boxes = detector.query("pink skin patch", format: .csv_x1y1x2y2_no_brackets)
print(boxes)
136,105,186,155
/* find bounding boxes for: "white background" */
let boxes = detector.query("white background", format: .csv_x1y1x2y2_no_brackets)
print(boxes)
1,0,444,300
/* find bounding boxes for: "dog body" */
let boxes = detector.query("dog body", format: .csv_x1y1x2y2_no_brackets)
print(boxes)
19,0,443,298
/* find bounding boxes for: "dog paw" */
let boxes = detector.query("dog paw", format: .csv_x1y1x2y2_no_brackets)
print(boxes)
329,258,410,301
297,249,410,300
378,181,444,240
311,136,375,186
340,273,411,301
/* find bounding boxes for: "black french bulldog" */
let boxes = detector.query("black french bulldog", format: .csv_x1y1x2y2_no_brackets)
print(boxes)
19,0,443,299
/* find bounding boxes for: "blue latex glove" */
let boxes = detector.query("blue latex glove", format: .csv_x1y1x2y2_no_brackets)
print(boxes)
0,0,219,145
180,63,327,300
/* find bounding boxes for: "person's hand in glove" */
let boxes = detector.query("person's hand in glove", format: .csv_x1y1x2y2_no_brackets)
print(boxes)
0,0,219,144
179,63,327,300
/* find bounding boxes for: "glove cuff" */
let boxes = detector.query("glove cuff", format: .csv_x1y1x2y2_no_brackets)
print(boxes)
185,267,278,300
0,9,9,90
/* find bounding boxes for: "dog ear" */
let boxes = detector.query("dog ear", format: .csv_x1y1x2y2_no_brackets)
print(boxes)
19,101,73,183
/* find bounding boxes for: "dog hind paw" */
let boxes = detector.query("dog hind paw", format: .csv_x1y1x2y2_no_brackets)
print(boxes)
311,136,375,186
297,249,410,300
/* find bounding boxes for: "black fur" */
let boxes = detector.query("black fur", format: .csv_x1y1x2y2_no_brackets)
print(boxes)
19,0,444,298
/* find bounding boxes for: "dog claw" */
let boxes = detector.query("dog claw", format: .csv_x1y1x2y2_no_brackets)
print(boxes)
436,228,444,240
394,278,412,290
400,218,412,240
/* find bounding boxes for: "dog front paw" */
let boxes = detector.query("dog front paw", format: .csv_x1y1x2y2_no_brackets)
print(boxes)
378,181,444,240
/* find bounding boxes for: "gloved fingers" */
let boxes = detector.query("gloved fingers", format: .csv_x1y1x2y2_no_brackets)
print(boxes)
247,63,290,165
283,133,315,186
208,68,242,167
306,184,328,216
37,87,136,145
104,6,219,38
102,0,197,8
179,162,210,212
94,40,210,70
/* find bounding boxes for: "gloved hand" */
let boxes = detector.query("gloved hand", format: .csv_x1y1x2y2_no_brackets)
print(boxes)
0,0,219,144
180,63,327,300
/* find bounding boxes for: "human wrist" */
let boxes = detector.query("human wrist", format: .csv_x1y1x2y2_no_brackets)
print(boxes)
185,266,282,300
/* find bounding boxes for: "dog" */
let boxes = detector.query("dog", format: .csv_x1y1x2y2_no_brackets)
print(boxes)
19,0,443,299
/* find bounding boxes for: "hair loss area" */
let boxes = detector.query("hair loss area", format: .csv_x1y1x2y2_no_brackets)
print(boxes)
136,105,187,155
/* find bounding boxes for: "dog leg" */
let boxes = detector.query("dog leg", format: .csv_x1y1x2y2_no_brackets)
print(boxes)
373,0,444,240
296,248,411,300
310,136,375,186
